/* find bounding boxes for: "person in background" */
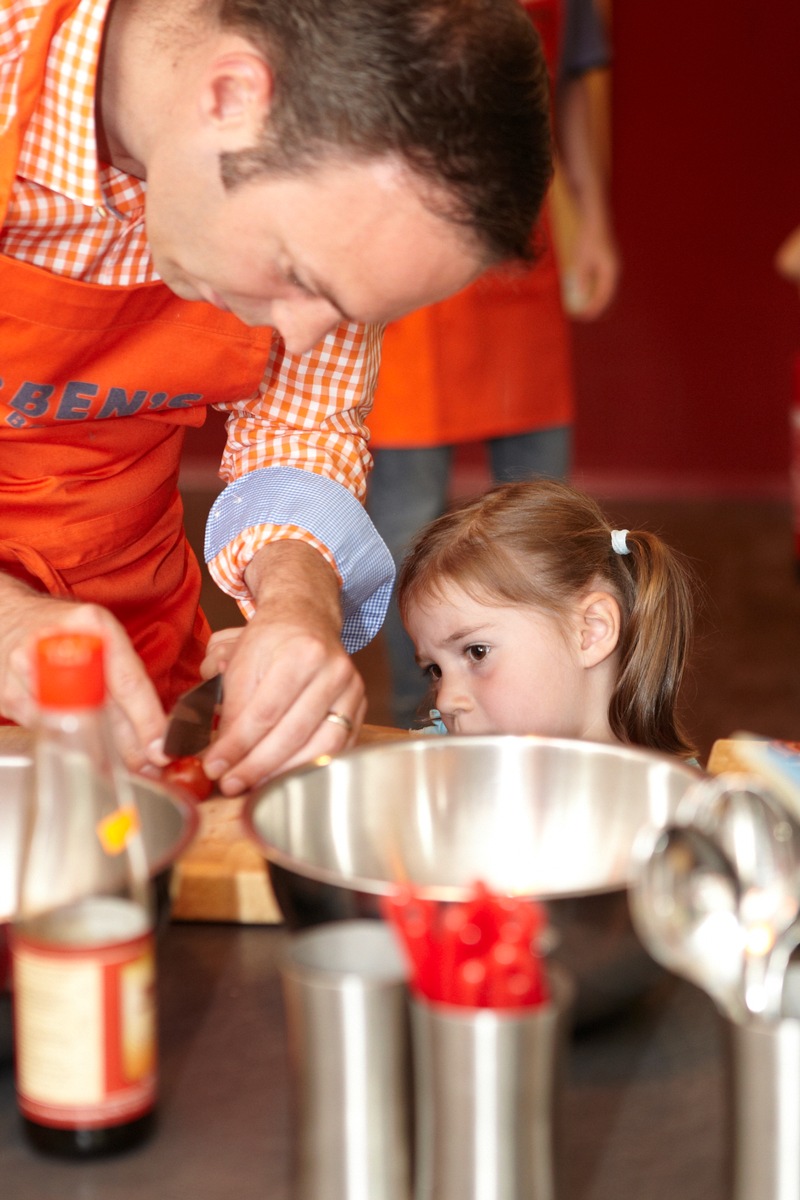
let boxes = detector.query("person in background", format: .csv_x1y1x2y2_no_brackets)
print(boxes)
397,479,697,760
0,0,552,793
367,0,619,727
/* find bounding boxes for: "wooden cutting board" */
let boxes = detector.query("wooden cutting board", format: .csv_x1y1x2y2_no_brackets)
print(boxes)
170,794,282,924
706,737,800,777
170,723,412,925
706,738,749,776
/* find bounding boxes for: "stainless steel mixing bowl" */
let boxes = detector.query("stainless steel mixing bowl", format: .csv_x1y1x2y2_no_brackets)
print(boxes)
0,752,199,927
245,735,702,1025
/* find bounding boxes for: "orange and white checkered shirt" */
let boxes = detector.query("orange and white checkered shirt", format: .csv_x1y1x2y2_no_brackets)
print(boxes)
1,0,388,633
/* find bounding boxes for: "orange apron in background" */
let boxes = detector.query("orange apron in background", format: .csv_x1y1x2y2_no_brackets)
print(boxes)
368,0,571,449
0,0,274,709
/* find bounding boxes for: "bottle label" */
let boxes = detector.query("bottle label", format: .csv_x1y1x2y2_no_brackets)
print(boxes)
11,899,157,1128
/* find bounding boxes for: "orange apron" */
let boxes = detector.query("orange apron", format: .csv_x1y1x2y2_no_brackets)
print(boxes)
368,0,572,449
0,0,274,710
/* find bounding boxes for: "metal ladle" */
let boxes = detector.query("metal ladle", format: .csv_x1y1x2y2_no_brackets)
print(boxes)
763,913,800,1018
630,821,746,1022
681,776,800,1020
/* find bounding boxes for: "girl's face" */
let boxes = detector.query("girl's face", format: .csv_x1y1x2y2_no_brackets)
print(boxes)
404,579,612,741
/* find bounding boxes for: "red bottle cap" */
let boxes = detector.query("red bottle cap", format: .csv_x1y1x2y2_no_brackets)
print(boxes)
35,632,107,709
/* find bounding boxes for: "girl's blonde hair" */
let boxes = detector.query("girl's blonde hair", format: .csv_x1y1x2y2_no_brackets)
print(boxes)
397,478,697,757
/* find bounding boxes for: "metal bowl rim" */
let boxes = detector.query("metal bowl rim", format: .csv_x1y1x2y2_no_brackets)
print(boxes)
137,774,201,874
0,750,201,881
242,733,702,901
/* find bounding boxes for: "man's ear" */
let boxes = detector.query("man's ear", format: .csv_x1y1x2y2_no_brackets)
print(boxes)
200,52,273,148
576,590,621,668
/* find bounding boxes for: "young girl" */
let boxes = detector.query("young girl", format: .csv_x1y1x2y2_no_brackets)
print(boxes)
397,478,697,758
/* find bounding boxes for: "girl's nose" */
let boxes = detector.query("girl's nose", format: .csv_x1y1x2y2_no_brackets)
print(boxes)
435,673,472,718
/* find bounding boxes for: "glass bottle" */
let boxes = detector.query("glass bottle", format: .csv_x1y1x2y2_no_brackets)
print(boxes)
10,631,157,1157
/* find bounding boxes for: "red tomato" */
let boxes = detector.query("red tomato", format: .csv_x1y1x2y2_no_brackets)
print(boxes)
162,755,214,801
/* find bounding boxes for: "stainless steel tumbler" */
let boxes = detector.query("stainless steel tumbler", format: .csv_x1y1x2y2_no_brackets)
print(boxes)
280,920,412,1200
727,1014,800,1200
411,965,574,1200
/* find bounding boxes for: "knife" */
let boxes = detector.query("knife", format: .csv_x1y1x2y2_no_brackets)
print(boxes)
163,674,223,758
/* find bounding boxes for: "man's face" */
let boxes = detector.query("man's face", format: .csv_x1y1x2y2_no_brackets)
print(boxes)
144,155,483,354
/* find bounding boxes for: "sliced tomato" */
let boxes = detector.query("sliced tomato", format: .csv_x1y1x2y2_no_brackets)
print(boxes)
162,755,214,801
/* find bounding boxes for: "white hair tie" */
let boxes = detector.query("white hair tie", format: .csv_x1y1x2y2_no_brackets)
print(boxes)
611,529,631,555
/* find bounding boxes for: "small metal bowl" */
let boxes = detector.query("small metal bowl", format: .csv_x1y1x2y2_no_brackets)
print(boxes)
0,750,199,1058
245,735,702,1025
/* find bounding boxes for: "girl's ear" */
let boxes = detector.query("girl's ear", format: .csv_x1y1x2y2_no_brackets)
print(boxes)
576,590,621,668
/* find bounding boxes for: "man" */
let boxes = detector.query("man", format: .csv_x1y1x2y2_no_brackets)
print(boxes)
0,0,552,793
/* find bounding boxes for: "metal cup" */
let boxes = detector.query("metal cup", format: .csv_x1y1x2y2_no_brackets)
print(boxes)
411,964,574,1200
725,1013,800,1200
279,920,412,1200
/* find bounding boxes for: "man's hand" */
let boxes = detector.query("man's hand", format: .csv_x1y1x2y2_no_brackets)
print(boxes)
199,540,366,795
0,576,166,770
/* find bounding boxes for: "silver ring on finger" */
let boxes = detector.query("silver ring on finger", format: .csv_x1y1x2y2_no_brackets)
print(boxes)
324,710,353,734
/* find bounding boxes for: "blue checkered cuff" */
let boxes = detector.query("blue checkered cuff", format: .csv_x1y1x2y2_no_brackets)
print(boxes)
204,466,394,652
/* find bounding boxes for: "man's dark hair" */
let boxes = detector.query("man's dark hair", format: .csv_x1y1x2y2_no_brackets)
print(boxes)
216,0,552,265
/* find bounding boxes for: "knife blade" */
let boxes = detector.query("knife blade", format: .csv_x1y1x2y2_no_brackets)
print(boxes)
163,674,223,758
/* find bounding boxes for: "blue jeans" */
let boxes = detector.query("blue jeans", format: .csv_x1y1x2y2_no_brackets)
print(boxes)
366,427,571,726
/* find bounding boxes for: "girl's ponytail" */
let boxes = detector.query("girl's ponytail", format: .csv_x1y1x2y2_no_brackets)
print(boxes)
608,530,696,757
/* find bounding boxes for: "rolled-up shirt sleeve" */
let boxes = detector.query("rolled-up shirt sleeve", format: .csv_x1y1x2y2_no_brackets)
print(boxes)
205,320,394,652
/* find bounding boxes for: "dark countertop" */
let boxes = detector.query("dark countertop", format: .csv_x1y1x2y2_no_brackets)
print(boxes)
0,922,729,1199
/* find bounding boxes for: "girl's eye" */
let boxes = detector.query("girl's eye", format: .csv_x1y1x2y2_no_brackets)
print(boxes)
423,663,442,682
465,643,490,664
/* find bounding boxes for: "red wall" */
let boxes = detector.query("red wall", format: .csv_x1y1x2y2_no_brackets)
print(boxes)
571,0,800,497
